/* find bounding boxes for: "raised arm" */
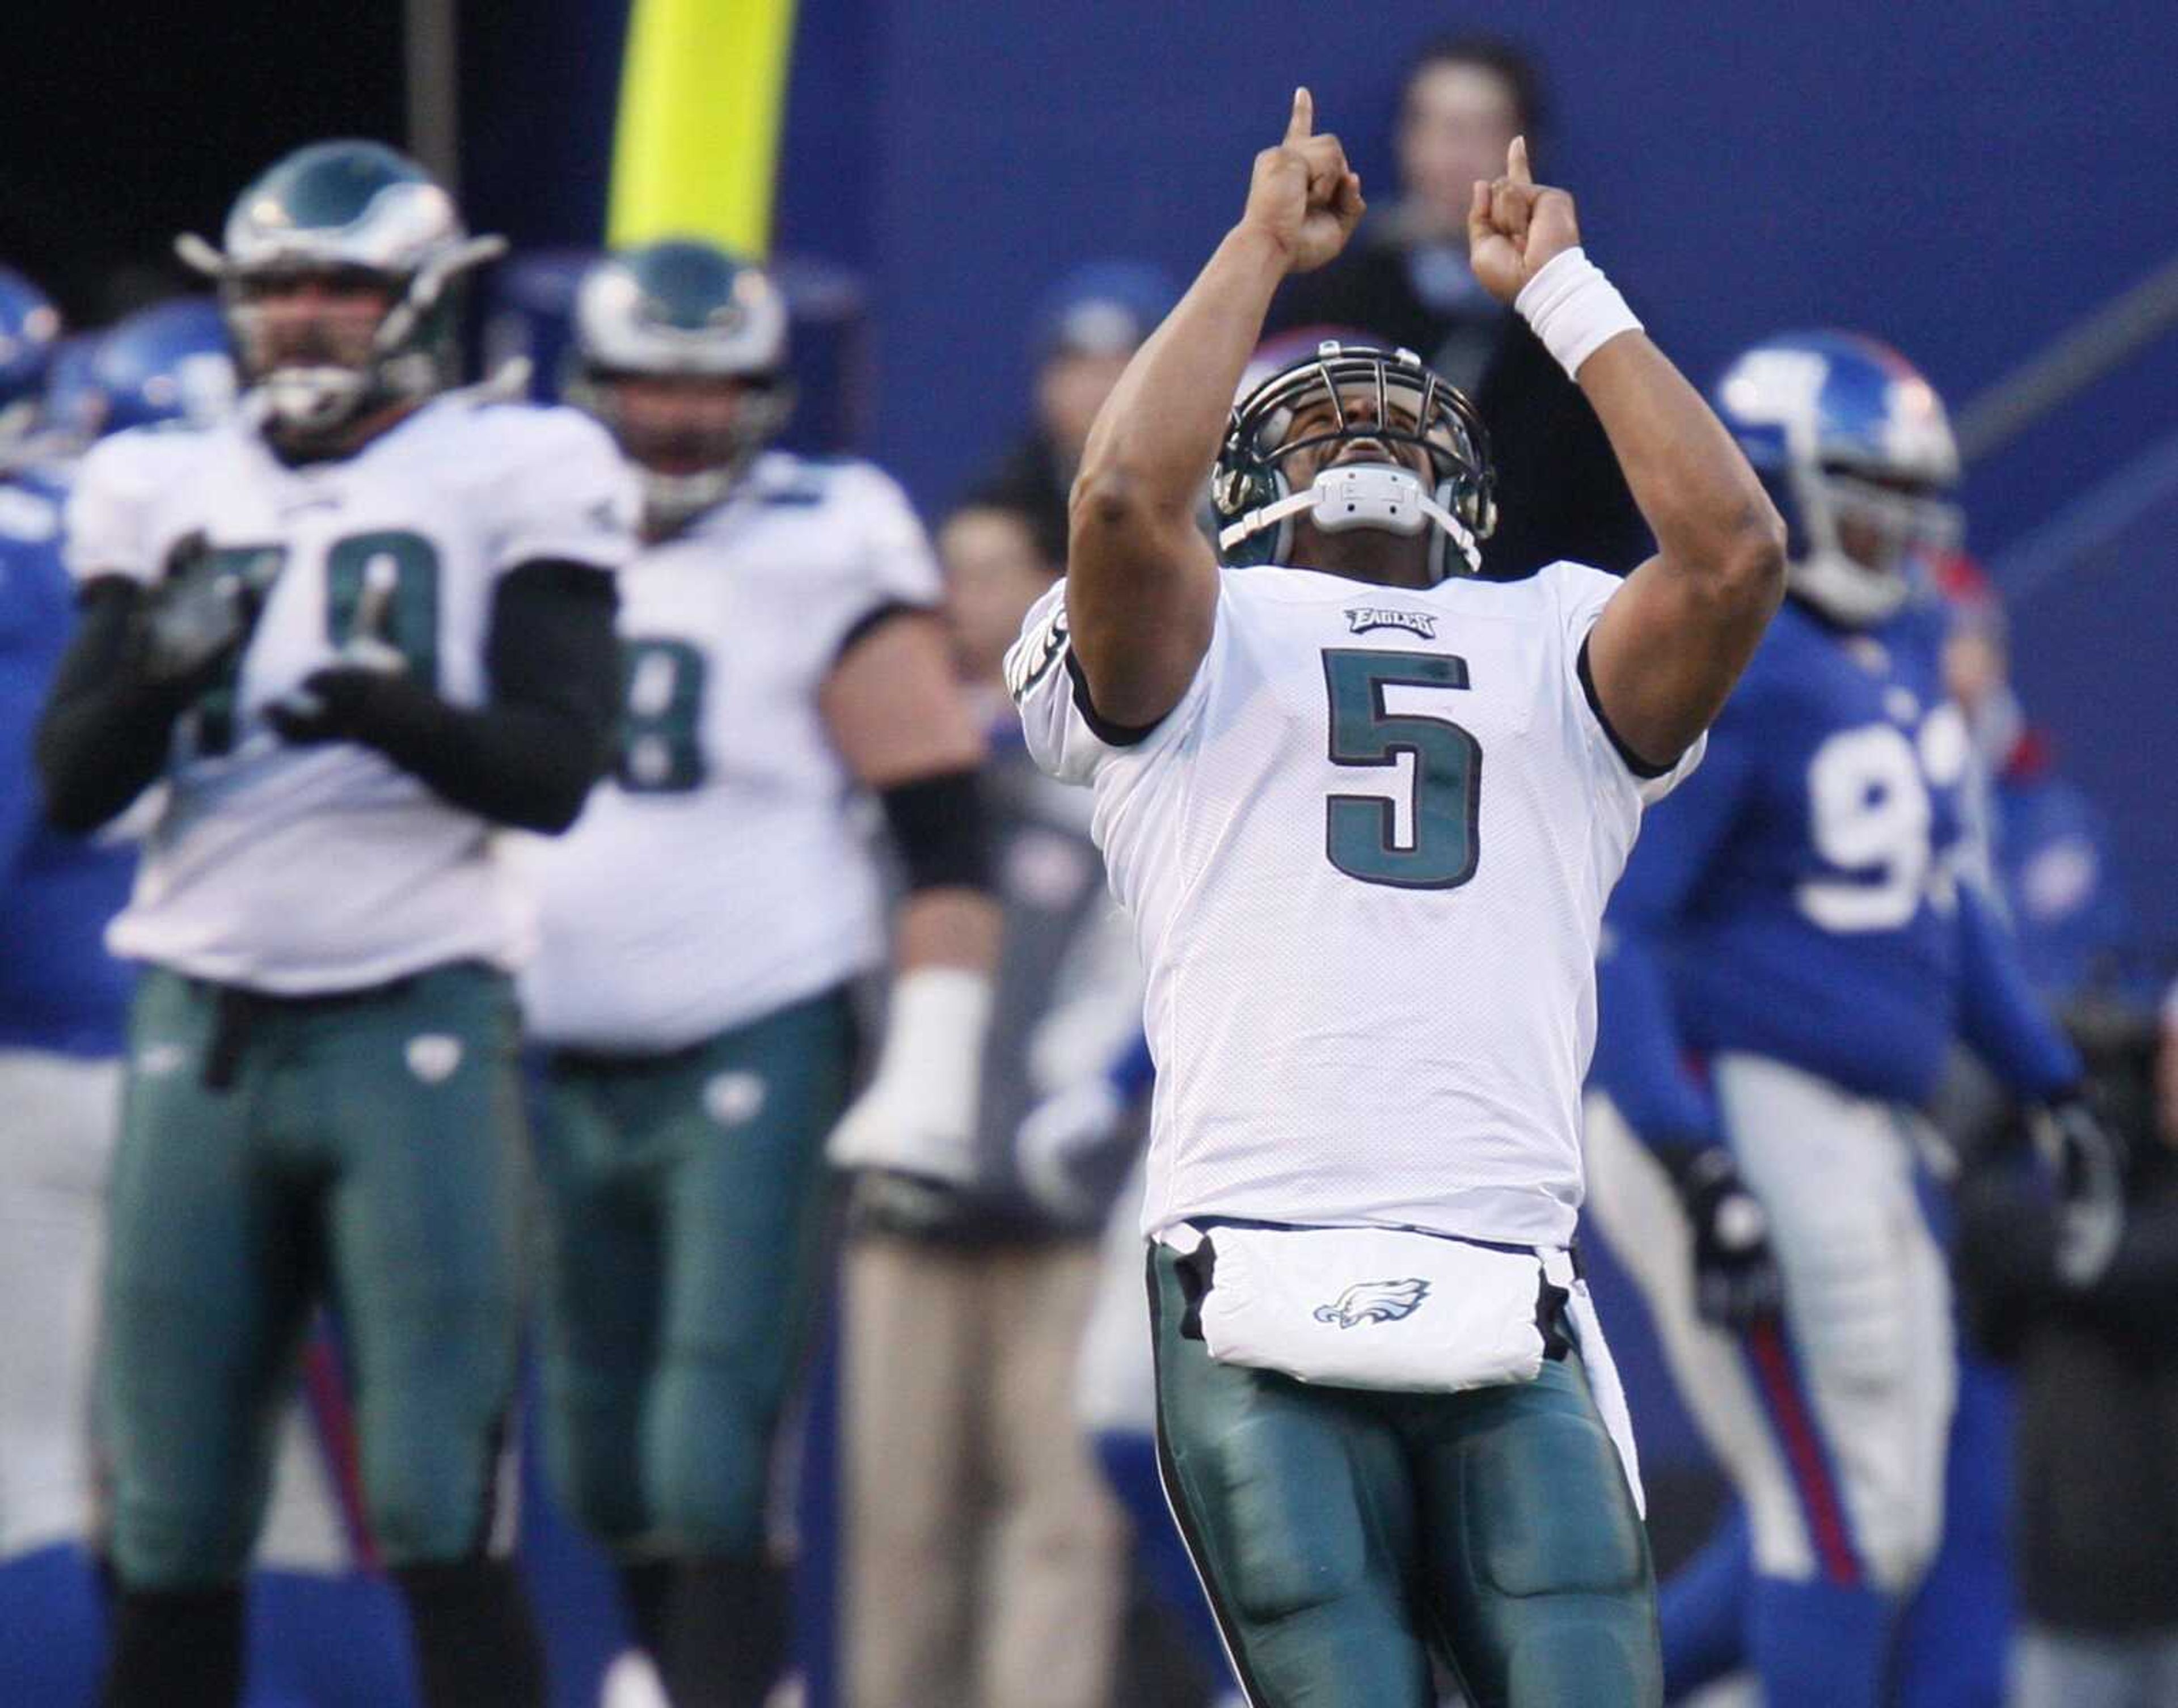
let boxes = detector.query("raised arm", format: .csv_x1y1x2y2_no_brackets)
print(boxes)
1067,88,1364,729
1468,139,1786,768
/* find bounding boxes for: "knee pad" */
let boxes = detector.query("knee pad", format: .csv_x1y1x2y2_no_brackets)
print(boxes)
361,1432,506,1566
1461,1410,1648,1599
1184,1413,1373,1624
648,1359,770,1553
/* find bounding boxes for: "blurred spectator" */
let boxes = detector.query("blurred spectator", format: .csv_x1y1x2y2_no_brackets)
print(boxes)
842,498,1132,1708
1264,34,1645,578
968,262,1176,564
1938,554,2130,1001
1955,990,2178,1708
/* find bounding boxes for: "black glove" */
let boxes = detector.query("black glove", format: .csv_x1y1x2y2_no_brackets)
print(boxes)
265,663,431,748
2032,1092,2126,1287
1665,1144,1784,1328
133,533,278,691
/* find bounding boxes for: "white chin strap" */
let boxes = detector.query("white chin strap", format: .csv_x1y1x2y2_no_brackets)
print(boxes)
252,366,369,435
1219,463,1480,580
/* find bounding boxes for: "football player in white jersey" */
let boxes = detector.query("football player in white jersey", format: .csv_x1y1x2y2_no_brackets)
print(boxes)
32,142,635,1708
516,239,999,1708
1006,92,1786,1707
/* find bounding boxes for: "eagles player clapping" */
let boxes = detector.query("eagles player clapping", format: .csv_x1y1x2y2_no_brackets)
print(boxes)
34,142,633,1708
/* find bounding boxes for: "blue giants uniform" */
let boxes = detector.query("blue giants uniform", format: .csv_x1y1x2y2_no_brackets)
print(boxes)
1596,596,2075,1125
0,471,134,1058
0,466,133,1703
1582,591,2081,1708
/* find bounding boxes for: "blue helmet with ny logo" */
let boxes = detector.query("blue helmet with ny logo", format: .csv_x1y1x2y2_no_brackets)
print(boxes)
1714,331,1960,627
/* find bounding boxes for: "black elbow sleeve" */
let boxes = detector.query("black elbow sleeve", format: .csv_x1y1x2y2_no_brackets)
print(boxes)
877,766,993,894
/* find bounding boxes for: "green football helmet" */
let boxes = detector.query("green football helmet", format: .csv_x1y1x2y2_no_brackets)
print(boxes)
178,140,504,443
567,238,794,530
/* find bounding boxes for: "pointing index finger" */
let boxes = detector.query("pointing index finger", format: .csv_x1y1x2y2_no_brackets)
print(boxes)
1508,135,1532,186
1286,86,1314,144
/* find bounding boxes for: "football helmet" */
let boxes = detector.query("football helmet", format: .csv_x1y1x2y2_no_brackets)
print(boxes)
1713,331,1960,627
567,238,793,529
83,297,239,439
1212,340,1496,581
0,264,62,467
178,140,504,443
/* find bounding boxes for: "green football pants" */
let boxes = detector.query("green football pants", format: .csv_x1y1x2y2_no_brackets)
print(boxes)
533,988,853,1555
1149,1243,1662,1708
102,962,528,1589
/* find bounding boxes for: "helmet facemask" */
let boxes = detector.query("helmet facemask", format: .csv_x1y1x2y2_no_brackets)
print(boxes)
570,369,793,534
1785,458,1962,627
1213,343,1497,581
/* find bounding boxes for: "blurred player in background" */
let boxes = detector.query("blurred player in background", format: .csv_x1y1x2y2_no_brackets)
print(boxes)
1582,332,2119,1708
19,284,423,1708
517,238,999,1708
840,496,1131,1708
1011,88,1786,1706
0,259,130,1706
1263,35,1643,580
33,141,634,1708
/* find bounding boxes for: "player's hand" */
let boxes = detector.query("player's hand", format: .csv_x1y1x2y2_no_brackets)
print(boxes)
1240,87,1365,276
1467,137,1583,306
134,531,261,690
1017,1077,1127,1220
826,1082,977,1185
266,663,425,746
2032,1093,2126,1287
1666,1145,1784,1329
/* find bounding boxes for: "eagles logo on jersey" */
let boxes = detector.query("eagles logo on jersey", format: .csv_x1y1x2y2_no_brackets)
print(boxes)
1003,594,1069,702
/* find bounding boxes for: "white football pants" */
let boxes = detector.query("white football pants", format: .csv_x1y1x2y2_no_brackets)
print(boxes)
1584,1052,1955,1591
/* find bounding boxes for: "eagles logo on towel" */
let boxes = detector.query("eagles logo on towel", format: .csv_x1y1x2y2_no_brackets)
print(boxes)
1313,1277,1431,1329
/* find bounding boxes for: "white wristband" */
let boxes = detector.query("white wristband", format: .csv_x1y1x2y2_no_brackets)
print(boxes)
825,966,994,1181
1514,247,1643,381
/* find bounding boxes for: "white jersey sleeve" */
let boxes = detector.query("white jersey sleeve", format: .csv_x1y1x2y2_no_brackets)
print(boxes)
810,462,944,659
64,428,195,586
1547,560,1707,806
479,404,640,575
1004,578,1215,787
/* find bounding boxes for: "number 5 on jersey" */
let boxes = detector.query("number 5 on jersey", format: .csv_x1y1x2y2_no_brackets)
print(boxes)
1322,648,1483,890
